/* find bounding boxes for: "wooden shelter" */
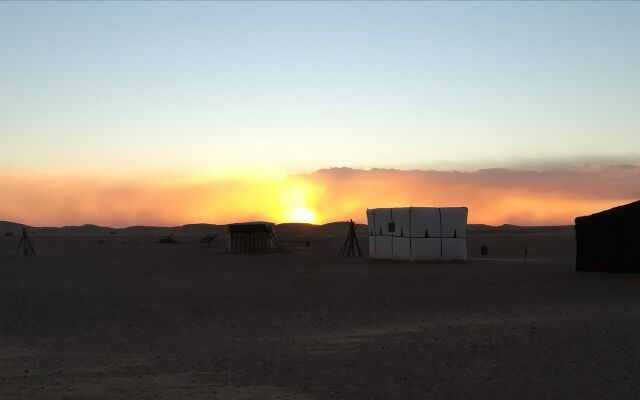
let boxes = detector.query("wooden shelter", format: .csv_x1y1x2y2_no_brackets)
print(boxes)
575,200,640,273
228,222,280,254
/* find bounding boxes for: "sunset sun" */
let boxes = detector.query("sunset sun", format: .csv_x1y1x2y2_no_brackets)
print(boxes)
289,207,316,223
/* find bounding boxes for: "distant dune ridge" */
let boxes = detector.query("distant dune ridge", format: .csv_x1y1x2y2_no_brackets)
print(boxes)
0,221,28,233
0,220,573,237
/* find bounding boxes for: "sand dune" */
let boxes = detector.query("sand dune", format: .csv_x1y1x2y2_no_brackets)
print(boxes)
2,223,622,400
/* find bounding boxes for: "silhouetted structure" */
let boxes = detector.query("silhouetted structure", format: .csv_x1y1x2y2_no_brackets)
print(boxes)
338,219,362,257
16,228,36,255
228,223,280,254
575,200,640,273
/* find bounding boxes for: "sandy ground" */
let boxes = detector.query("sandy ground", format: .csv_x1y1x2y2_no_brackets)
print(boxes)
1,226,639,399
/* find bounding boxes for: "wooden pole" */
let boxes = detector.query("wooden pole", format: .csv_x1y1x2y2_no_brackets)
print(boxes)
16,228,36,256
338,220,362,257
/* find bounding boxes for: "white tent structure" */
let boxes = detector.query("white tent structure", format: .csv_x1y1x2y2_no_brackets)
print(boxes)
366,207,468,260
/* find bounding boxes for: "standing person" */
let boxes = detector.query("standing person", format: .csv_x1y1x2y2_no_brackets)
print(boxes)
524,245,529,263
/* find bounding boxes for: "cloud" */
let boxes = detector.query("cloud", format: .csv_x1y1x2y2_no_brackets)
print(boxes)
296,166,640,225
0,164,638,227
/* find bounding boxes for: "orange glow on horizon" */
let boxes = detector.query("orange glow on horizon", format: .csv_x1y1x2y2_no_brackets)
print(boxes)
0,167,637,227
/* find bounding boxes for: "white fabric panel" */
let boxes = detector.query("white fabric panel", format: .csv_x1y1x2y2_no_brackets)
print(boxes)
442,238,467,259
375,236,393,258
410,208,441,238
410,238,442,259
366,209,376,236
367,207,468,260
368,235,376,258
374,208,393,236
391,208,411,238
440,208,468,238
392,237,411,258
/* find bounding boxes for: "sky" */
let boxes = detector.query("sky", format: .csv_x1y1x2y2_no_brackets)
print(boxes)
0,1,639,226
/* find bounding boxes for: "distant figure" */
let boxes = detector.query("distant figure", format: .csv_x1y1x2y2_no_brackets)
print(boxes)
481,244,488,256
453,229,457,238
524,245,529,263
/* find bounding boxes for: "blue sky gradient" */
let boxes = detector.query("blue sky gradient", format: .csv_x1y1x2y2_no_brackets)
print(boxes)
1,1,639,173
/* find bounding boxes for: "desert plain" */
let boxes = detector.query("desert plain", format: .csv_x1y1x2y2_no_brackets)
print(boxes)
1,222,639,399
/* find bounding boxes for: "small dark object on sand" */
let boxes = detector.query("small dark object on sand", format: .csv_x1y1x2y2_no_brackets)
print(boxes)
5,231,13,237
157,234,178,244
200,233,220,248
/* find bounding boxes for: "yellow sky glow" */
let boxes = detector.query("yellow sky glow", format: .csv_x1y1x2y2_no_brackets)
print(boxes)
0,167,637,227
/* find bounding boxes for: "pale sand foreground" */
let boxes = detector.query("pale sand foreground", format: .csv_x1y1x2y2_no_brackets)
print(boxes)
1,226,639,399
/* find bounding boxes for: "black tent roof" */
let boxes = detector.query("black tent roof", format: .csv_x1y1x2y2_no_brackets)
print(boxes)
228,222,274,234
575,200,640,226
575,200,640,273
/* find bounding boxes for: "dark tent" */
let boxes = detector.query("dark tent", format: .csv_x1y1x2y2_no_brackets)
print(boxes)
228,222,280,254
575,200,640,273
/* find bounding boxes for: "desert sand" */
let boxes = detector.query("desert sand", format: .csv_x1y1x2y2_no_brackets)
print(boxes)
1,223,639,399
